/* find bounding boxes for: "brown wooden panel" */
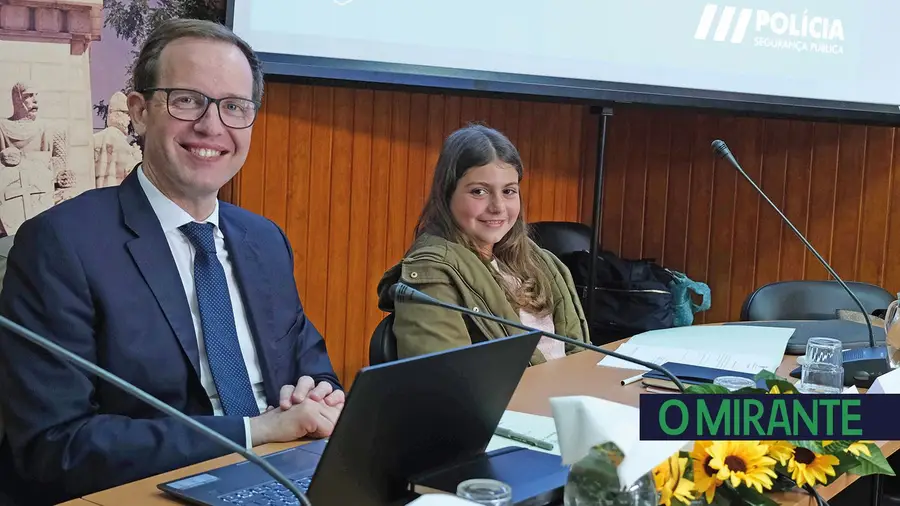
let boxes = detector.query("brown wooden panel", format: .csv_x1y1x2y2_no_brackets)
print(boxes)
228,84,592,385
594,105,900,326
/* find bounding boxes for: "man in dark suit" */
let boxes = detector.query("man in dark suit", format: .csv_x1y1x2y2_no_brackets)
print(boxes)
0,19,344,505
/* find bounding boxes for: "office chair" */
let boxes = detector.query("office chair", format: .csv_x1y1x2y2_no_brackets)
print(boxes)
529,221,593,259
368,313,398,366
740,280,895,321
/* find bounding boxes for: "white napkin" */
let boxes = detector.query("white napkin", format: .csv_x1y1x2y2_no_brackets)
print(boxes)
550,396,688,488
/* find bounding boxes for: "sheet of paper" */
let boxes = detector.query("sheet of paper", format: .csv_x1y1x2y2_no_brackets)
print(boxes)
597,325,793,375
598,342,778,374
486,410,560,456
550,396,689,488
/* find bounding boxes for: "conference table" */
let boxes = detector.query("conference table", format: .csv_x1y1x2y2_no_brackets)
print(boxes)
71,339,899,506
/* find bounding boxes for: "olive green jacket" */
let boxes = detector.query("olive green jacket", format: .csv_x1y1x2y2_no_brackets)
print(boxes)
376,233,590,365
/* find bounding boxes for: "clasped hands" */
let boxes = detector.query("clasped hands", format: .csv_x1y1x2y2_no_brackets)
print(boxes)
249,376,345,446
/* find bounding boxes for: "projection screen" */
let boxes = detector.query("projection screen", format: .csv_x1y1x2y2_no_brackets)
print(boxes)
228,0,900,123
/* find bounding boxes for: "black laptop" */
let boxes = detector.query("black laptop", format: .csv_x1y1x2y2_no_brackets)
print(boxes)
158,330,544,506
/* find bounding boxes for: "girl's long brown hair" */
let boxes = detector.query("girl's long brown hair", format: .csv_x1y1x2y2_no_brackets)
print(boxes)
414,124,553,316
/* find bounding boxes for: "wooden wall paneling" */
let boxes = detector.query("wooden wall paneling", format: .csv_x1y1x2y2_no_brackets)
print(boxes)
777,120,814,281
263,83,291,227
660,111,694,272
515,101,534,218
803,123,839,281
832,125,867,279
883,132,900,290
858,127,894,285
286,85,314,294
577,107,599,228
304,87,334,358
725,117,762,321
323,87,354,381
361,90,393,379
344,90,374,384
641,112,671,263
753,119,789,289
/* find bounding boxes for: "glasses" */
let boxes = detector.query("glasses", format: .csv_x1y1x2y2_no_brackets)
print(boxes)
143,87,259,129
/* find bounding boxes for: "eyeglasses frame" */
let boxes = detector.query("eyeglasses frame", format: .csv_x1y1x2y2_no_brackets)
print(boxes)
140,87,261,130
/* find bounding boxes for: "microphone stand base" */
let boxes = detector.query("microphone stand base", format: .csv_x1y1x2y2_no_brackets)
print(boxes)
844,346,893,389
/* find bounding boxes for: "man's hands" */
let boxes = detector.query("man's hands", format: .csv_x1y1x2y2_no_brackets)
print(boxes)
279,376,345,409
249,376,345,447
249,401,341,446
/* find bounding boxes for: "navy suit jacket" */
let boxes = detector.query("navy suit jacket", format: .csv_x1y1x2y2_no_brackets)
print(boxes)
0,171,341,505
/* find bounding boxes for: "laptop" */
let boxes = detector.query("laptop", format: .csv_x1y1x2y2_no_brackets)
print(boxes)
158,330,543,506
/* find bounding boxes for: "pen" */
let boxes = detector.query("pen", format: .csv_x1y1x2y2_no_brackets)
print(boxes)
494,427,554,451
621,373,645,386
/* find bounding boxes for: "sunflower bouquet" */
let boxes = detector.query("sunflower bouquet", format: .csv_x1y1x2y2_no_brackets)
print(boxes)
651,370,896,506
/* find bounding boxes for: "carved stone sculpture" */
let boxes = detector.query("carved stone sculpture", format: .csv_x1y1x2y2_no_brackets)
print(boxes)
0,82,74,233
0,146,53,233
94,91,142,188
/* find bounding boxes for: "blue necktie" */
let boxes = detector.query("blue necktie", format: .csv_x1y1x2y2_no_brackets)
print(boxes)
180,222,259,417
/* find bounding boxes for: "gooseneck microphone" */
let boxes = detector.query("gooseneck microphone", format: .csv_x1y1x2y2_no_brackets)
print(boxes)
0,316,312,506
711,139,889,384
389,282,687,393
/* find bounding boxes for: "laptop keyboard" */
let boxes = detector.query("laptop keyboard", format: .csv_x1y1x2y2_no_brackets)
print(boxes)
219,475,313,505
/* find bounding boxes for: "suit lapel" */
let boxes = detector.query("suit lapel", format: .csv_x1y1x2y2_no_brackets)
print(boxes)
119,173,202,378
219,209,278,388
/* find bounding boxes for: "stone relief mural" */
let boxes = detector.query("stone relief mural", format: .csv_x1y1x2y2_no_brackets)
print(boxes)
0,0,224,235
0,0,102,235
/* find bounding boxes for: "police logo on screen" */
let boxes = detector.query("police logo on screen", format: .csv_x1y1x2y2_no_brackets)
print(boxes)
693,4,845,55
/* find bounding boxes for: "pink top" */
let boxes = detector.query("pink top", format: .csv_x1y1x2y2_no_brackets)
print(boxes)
490,260,566,361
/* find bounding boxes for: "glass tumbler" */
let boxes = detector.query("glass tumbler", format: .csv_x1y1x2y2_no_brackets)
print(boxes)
799,362,843,394
713,376,757,392
805,337,843,368
457,479,513,505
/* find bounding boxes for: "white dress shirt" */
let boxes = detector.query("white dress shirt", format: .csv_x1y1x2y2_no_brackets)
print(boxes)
137,166,266,448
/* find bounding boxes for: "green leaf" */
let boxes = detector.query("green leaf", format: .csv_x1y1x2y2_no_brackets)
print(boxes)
825,451,863,485
754,369,781,382
708,491,734,506
729,484,781,506
788,440,826,453
686,384,731,394
820,440,852,455
850,445,896,477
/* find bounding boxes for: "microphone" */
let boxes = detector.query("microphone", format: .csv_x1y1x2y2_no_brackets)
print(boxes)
711,139,890,385
0,315,312,505
389,282,687,392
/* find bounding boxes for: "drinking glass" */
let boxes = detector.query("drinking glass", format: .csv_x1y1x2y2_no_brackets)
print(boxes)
798,363,843,394
713,376,757,392
457,479,513,505
805,337,843,368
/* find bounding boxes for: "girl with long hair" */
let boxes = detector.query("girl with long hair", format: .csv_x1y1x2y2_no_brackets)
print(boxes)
376,124,589,364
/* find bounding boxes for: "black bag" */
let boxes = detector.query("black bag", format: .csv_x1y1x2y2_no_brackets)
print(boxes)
560,250,675,344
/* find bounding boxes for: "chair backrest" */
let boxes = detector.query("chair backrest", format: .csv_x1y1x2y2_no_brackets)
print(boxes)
368,313,398,366
529,221,592,259
741,280,896,321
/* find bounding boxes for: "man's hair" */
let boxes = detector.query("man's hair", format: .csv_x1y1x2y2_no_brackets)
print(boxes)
132,18,264,102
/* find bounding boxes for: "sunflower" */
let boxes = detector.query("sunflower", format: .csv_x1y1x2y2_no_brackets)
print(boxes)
822,440,875,458
653,454,695,506
706,441,779,494
768,384,797,394
788,447,840,487
847,442,874,457
767,440,796,466
691,441,721,504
